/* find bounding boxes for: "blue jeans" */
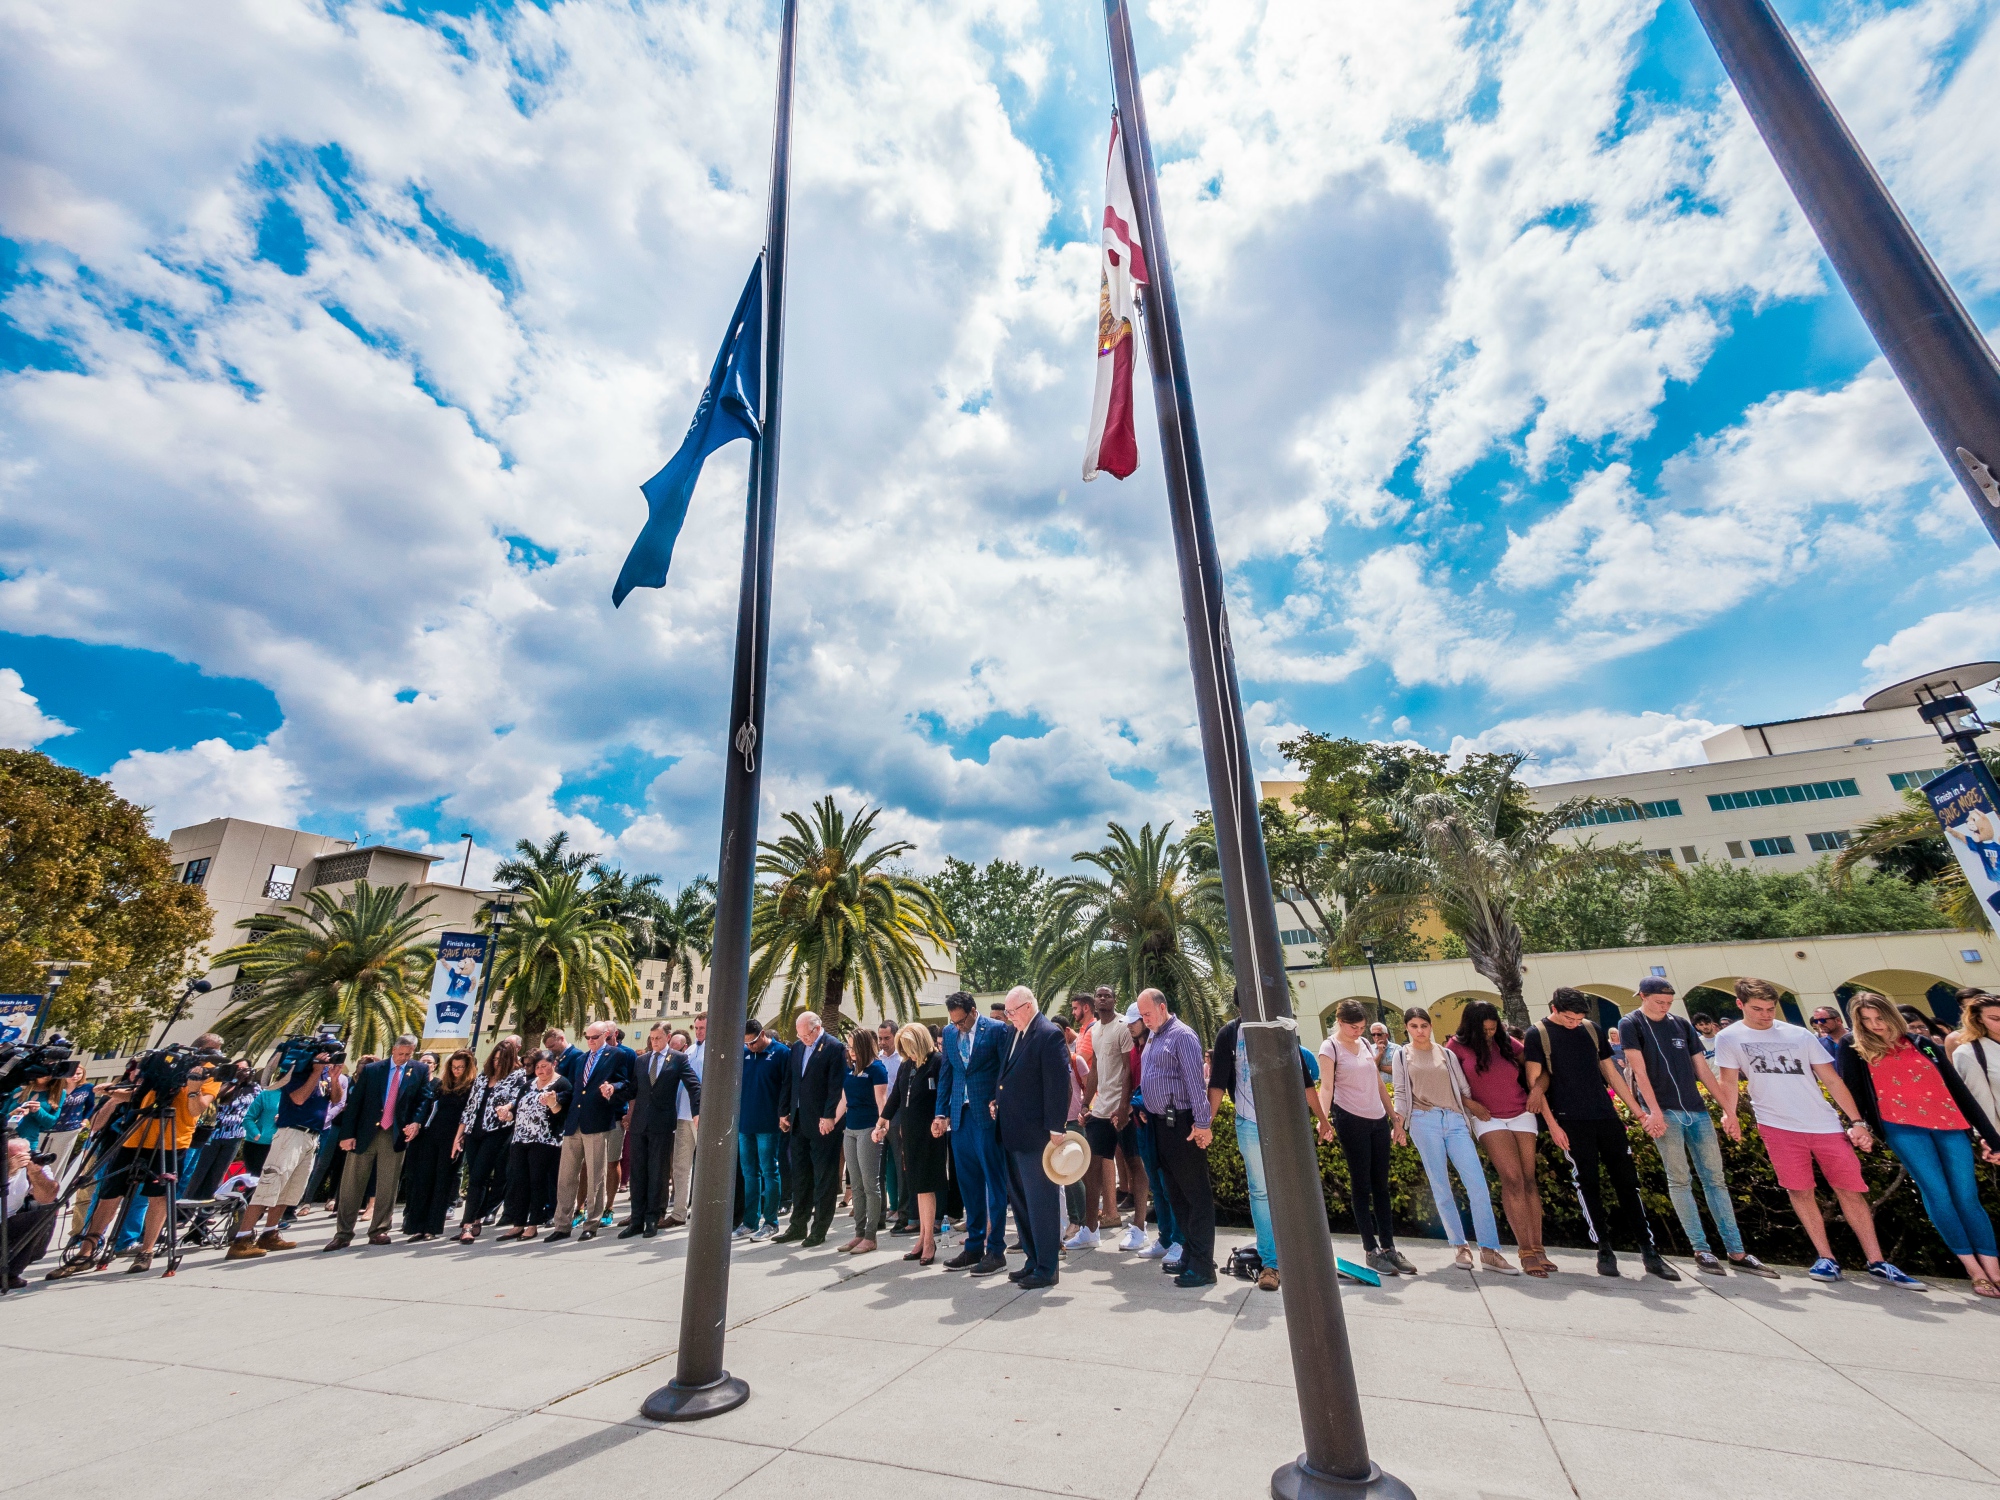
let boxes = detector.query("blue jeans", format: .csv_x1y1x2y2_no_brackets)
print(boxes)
1134,1109,1179,1248
1407,1108,1500,1250
1654,1109,1742,1257
1884,1122,1997,1258
1237,1115,1276,1268
737,1131,783,1230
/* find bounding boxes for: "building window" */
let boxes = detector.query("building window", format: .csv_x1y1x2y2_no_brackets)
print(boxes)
1749,836,1796,857
1644,848,1674,864
1402,980,1417,992
264,864,298,900
1561,798,1682,829
1889,769,1947,792
1964,950,1983,963
1649,966,1667,978
1279,929,1317,945
311,850,372,887
1679,845,1698,863
180,857,212,886
1707,779,1859,812
1806,831,1850,852
1725,841,1745,859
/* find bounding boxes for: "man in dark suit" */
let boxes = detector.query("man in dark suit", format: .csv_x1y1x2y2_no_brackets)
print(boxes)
994,986,1073,1289
775,1009,846,1246
935,990,1012,1273
328,1034,430,1249
622,1023,701,1238
550,1021,635,1242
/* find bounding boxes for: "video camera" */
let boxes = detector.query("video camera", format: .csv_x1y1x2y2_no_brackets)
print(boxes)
128,1039,230,1099
275,1025,347,1075
0,1034,74,1095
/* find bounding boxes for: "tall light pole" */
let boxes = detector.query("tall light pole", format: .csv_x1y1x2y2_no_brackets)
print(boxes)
468,897,513,1047
1360,943,1385,1026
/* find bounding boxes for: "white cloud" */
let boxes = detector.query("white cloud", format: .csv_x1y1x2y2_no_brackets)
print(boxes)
107,738,309,836
0,668,72,748
1449,709,1719,784
1860,606,2000,694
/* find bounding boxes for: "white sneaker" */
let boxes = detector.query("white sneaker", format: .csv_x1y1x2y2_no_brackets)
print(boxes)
1119,1225,1148,1252
1063,1226,1099,1250
1136,1237,1169,1260
750,1224,778,1242
1163,1244,1184,1270
730,1224,753,1240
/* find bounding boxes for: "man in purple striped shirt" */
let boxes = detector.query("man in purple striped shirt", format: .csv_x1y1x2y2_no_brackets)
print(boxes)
1136,989,1216,1287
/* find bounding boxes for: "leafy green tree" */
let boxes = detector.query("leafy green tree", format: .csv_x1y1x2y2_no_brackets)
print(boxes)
487,869,638,1038
748,797,954,1031
1834,789,1981,930
1346,757,1637,1028
929,856,1048,991
641,877,717,999
1028,821,1231,1038
1184,800,1339,943
494,831,601,888
211,881,437,1059
0,750,211,1052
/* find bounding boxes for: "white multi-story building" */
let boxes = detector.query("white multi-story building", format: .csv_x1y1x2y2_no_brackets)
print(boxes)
1528,702,1946,870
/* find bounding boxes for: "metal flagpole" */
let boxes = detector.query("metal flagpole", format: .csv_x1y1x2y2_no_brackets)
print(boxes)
642,0,797,1424
1099,3,1410,1496
1686,0,2000,547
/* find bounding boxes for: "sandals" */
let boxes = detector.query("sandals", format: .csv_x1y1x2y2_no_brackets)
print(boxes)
1974,1277,2000,1300
457,1227,478,1244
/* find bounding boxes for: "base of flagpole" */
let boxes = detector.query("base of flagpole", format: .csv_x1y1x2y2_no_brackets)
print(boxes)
640,1372,750,1423
1271,1457,1415,1500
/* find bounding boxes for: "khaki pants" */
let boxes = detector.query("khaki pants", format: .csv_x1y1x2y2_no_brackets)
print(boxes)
553,1131,611,1226
336,1134,403,1238
669,1122,697,1218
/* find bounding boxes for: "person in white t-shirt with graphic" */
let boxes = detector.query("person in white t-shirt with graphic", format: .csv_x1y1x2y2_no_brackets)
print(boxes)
1713,978,1923,1287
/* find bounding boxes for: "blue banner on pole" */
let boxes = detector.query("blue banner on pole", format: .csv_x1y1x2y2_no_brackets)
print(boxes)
1922,761,2000,921
0,994,42,1047
425,933,489,1039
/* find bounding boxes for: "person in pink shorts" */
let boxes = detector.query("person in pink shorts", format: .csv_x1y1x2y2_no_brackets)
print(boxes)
1713,978,1922,1287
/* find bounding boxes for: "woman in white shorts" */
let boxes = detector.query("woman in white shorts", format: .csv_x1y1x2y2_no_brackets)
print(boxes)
1445,1001,1549,1277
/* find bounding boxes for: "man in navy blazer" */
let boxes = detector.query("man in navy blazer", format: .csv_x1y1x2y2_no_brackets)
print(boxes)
934,990,1012,1273
994,987,1073,1288
550,1022,634,1241
775,1009,847,1246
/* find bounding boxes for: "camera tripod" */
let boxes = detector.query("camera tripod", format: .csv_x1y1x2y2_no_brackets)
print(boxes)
45,1082,197,1281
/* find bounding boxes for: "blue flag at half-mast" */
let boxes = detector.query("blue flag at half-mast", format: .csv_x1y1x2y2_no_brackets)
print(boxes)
613,256,764,607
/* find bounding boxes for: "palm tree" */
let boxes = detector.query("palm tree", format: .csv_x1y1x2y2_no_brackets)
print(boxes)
211,881,437,1059
1027,821,1230,1039
1345,760,1640,1030
493,831,601,888
1834,789,1983,931
486,869,638,1038
589,866,665,948
643,877,717,998
747,797,954,1031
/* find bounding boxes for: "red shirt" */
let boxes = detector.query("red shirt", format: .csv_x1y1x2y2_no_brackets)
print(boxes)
1872,1039,1968,1130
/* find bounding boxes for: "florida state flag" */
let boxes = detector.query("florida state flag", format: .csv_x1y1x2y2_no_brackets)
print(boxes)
1083,115,1148,481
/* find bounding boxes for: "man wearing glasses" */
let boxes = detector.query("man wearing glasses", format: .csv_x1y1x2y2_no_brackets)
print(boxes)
1808,1006,1850,1062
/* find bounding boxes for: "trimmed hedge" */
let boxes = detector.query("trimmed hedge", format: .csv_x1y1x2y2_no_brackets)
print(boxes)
1202,1099,1982,1279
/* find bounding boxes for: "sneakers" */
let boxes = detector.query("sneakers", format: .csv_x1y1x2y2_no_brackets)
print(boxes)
730,1224,753,1240
1119,1224,1148,1252
1729,1254,1779,1279
1387,1248,1418,1276
1366,1250,1401,1277
969,1253,1008,1276
599,1213,615,1227
1062,1226,1099,1251
1135,1237,1169,1260
1596,1249,1620,1278
941,1247,982,1270
1162,1244,1185,1271
1807,1257,1842,1283
226,1237,266,1261
1867,1261,1926,1289
750,1224,779,1242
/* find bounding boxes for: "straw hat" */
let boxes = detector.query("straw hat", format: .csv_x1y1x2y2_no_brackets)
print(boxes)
1042,1132,1092,1186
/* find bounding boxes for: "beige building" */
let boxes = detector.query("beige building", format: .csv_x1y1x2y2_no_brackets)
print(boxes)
134,817,502,1067
1290,927,1988,1047
631,938,964,1033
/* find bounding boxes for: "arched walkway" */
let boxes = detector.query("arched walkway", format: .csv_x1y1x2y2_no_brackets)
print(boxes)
1319,996,1397,1036
1422,990,1501,1042
1689,976,1804,1025
1836,968,1962,1027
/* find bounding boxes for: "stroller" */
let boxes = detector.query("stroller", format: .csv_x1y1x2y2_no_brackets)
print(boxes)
172,1170,259,1254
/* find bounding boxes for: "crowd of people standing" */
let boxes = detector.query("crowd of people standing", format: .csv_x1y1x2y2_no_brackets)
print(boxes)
11,973,2000,1296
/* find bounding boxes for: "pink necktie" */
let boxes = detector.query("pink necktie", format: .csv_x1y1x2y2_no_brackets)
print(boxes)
381,1065,400,1129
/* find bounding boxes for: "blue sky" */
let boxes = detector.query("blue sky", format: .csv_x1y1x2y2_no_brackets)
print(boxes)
4,0,1999,886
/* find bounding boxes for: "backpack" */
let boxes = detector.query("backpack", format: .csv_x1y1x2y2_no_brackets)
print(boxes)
1530,1018,1599,1092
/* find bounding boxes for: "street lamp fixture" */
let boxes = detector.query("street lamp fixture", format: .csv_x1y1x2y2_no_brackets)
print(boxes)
1862,662,2000,765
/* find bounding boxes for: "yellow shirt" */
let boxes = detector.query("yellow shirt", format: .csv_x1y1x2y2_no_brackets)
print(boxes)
131,1078,221,1151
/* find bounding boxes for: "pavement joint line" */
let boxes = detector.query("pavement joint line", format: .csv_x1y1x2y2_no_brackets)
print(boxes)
1535,1412,2000,1487
1469,1248,1582,1499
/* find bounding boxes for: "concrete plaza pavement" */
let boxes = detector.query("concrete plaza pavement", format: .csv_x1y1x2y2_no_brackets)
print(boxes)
2,1210,1997,1500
